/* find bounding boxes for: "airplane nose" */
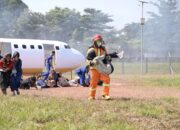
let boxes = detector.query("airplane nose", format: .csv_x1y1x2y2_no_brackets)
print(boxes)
57,48,85,69
71,48,85,68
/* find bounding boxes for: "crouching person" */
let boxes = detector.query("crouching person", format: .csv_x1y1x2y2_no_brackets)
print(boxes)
47,70,59,87
75,65,90,87
0,53,13,95
10,52,22,95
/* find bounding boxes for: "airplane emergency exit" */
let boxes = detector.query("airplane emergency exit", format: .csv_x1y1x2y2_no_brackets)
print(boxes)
0,38,85,74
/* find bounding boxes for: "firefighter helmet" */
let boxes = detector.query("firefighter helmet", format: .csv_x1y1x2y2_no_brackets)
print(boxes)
92,34,103,41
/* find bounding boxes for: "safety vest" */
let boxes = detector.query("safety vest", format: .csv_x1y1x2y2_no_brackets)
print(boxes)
87,46,107,69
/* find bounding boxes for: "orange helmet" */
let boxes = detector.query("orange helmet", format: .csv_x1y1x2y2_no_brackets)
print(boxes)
92,34,103,41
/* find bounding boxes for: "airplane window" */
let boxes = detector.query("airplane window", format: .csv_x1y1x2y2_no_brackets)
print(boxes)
30,45,35,49
38,45,42,49
22,45,26,49
55,46,59,50
64,45,71,49
14,44,18,48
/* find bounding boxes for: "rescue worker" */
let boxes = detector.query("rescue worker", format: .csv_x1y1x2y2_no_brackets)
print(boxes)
47,69,59,87
0,53,13,95
10,51,22,95
42,51,55,80
87,34,111,100
75,66,90,87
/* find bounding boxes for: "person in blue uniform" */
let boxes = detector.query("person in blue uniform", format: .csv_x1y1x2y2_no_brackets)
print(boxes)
75,66,90,87
42,51,55,81
10,51,22,95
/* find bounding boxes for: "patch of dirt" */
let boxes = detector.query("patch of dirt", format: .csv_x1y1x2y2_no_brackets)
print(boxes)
19,78,180,100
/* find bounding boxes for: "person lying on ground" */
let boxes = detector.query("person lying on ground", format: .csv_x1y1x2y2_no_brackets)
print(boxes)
57,72,79,87
35,73,48,89
20,76,36,89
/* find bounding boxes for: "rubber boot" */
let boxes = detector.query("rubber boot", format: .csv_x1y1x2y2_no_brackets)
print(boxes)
2,89,7,95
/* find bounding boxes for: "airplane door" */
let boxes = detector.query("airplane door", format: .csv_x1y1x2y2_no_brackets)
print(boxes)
0,42,12,56
43,44,55,66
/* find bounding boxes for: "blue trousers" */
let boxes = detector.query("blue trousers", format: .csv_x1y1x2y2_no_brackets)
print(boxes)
43,63,51,80
76,72,85,85
10,75,21,91
36,79,47,88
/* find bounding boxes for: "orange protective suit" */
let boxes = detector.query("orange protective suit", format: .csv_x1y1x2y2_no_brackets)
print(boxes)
87,46,110,99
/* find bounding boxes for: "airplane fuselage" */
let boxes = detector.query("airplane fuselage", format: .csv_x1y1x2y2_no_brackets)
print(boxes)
0,38,85,74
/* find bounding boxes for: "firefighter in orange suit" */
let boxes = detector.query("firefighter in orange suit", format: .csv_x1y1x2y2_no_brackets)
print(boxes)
87,34,111,100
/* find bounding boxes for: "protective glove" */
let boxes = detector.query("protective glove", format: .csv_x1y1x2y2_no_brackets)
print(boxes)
90,60,97,66
117,50,124,59
106,55,112,62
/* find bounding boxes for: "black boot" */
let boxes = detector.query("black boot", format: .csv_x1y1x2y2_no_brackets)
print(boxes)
2,89,7,95
16,90,20,95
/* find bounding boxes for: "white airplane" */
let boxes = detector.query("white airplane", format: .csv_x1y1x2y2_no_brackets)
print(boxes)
0,38,85,74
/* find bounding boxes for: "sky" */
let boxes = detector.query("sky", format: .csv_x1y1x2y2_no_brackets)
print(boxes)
21,0,167,29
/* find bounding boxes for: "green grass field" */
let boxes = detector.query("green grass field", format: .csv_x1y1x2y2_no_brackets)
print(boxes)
3,62,179,130
112,61,180,75
110,61,180,88
114,75,180,89
0,96,179,130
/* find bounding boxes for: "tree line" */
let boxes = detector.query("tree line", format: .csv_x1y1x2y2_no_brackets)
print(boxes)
120,0,180,57
0,0,180,57
0,0,113,42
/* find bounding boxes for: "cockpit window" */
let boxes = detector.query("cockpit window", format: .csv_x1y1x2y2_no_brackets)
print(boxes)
64,45,71,49
55,46,60,50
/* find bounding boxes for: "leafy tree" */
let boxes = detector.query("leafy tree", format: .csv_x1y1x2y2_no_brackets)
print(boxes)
118,0,180,57
14,11,46,39
115,23,141,57
80,8,113,41
0,0,28,37
45,7,81,42
145,0,180,55
122,23,141,40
